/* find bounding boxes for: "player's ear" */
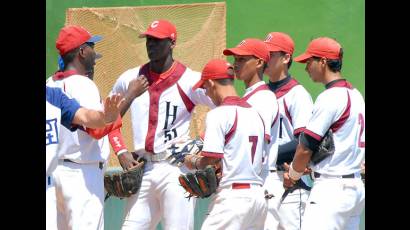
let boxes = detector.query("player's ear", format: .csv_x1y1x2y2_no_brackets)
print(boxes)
283,53,291,65
170,39,176,49
255,58,265,69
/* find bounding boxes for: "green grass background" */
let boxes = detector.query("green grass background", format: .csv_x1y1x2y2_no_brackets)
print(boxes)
46,1,365,229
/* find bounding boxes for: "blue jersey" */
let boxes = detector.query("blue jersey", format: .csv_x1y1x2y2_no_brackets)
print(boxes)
46,86,80,175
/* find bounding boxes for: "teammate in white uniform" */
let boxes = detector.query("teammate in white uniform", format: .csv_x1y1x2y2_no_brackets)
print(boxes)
108,19,214,230
46,25,121,230
183,59,267,230
284,37,365,230
46,86,122,230
263,32,314,230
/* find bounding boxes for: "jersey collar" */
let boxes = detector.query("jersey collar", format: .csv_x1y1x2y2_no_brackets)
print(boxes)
52,69,80,81
221,96,251,108
325,79,353,89
244,81,266,96
268,74,291,92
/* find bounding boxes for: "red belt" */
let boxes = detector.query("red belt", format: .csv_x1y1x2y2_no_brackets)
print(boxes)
232,183,250,189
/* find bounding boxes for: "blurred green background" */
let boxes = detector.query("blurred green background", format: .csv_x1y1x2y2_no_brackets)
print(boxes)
46,0,365,229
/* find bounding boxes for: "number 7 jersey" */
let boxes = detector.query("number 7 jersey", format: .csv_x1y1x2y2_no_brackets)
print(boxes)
201,96,266,187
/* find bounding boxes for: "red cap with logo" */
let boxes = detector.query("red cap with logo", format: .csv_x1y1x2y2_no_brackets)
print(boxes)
294,37,342,63
56,25,102,56
192,59,234,91
264,32,294,55
139,19,177,41
223,38,270,63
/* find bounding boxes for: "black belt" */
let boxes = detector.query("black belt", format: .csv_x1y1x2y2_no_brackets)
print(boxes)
63,159,104,170
270,169,284,173
314,172,355,178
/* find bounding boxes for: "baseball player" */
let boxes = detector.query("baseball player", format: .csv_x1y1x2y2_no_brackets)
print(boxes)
262,32,314,229
46,25,124,230
284,37,365,230
183,59,268,230
108,19,215,230
46,85,122,229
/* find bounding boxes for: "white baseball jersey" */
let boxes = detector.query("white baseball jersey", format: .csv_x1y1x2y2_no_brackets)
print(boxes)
110,61,214,154
46,71,110,163
304,80,365,175
201,96,265,187
273,77,313,145
242,81,280,171
46,86,80,175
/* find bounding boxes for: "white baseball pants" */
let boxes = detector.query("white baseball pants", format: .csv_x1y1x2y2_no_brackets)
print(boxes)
301,175,365,230
201,184,268,230
121,161,195,230
53,161,106,230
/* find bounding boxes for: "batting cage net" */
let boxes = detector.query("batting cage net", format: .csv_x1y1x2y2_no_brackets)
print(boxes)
65,2,224,167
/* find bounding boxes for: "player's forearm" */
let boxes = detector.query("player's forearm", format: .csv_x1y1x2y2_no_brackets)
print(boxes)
73,108,106,128
119,95,134,117
185,154,219,170
292,143,312,173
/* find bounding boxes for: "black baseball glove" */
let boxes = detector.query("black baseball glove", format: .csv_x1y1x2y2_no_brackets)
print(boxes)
104,155,146,201
178,165,220,199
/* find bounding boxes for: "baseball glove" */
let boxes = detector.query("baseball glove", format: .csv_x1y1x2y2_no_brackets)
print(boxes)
178,165,219,199
104,156,146,200
166,137,204,165
310,129,335,165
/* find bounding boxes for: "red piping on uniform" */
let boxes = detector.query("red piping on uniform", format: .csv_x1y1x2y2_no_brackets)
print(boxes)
271,102,279,128
225,110,238,145
142,62,187,153
304,129,322,141
177,83,195,113
294,127,305,136
221,96,251,108
242,84,270,101
284,99,293,126
201,151,224,158
275,78,299,98
330,91,351,132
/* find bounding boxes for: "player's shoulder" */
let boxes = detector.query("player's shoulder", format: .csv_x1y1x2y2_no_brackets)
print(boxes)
46,86,64,107
180,65,201,81
117,66,141,82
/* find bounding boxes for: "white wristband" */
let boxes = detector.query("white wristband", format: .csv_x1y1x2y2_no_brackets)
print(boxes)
116,149,127,156
289,162,303,181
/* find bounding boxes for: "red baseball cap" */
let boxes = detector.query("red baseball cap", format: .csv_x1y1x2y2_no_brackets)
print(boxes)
264,32,294,55
192,59,234,91
56,25,102,56
294,37,342,63
139,19,177,41
223,38,270,63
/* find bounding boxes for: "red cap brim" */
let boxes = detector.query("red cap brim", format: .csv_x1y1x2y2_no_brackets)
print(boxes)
223,47,252,56
294,53,312,63
192,79,205,91
139,31,169,39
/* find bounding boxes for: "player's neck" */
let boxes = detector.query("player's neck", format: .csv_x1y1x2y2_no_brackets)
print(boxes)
269,71,288,83
65,63,87,76
217,87,238,105
322,71,342,85
149,56,174,74
244,74,262,88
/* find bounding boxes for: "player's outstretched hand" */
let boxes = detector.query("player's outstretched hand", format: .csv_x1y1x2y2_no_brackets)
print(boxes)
118,151,140,171
283,162,311,175
103,93,124,124
126,75,149,100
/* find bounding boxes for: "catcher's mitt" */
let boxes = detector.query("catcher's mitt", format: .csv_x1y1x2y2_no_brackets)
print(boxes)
166,137,203,165
104,156,146,200
178,165,219,199
310,129,335,165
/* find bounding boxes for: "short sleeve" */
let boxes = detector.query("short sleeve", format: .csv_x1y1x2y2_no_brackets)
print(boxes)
290,86,314,135
304,92,339,141
201,109,229,158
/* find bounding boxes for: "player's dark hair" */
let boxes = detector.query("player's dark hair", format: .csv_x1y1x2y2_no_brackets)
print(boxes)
61,47,80,70
279,51,293,69
313,49,343,73
215,78,234,86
